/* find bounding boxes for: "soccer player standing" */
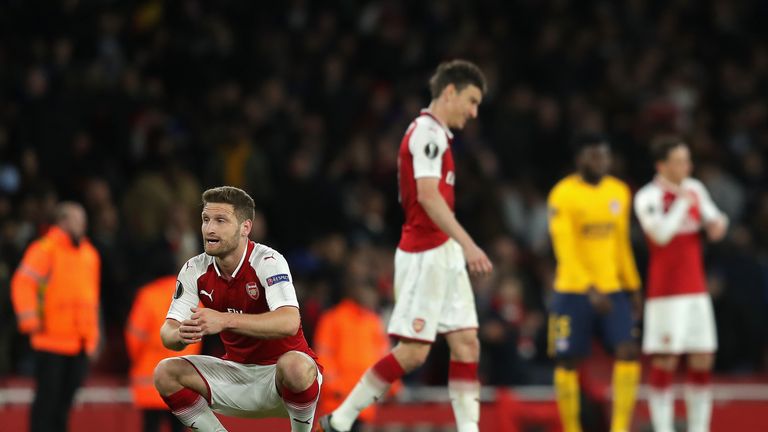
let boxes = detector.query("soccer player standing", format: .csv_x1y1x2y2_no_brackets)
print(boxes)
319,60,493,432
634,137,727,432
547,134,642,432
153,186,322,432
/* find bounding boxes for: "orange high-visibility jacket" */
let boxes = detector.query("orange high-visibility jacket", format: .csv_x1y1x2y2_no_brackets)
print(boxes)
126,276,201,408
314,299,392,422
11,226,101,355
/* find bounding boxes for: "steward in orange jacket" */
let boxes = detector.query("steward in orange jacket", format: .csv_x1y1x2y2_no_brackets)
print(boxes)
11,202,100,432
126,275,201,408
314,285,394,427
12,225,100,355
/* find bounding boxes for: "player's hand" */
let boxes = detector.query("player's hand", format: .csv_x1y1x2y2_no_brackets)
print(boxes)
178,317,203,345
705,216,728,242
659,177,694,201
587,286,612,315
463,243,493,276
188,307,227,336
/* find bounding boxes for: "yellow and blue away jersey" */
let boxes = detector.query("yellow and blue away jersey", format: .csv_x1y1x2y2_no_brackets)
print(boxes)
547,174,640,294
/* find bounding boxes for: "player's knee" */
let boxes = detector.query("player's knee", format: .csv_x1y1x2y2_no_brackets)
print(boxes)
556,357,579,370
394,342,431,371
410,346,431,368
651,354,679,371
445,329,480,362
451,335,480,362
462,334,480,361
276,352,316,392
615,342,639,361
154,358,186,395
687,353,714,371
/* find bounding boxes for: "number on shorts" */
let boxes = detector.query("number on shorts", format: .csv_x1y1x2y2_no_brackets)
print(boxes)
548,314,571,356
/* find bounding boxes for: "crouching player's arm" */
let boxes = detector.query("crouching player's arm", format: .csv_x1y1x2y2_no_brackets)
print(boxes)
163,306,300,345
160,318,197,351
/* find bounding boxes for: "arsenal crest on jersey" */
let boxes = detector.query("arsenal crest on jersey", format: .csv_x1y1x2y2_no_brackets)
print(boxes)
246,282,260,300
412,318,426,333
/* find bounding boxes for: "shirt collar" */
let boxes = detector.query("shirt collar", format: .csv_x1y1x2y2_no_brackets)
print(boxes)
654,174,684,192
213,241,251,279
47,226,82,248
419,109,454,139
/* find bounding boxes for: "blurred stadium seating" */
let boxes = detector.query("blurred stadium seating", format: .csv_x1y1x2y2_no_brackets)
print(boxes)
2,1,768,431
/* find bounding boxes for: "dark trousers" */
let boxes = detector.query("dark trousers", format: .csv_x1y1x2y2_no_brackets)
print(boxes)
142,409,184,432
29,350,88,432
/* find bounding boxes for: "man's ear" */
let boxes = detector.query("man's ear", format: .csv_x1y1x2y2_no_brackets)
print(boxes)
241,219,253,238
442,83,457,100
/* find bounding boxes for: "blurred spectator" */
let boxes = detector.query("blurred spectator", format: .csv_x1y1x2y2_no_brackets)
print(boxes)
163,203,201,270
205,121,273,206
314,282,393,431
710,225,768,372
126,272,200,432
122,157,200,243
698,163,746,223
479,275,546,385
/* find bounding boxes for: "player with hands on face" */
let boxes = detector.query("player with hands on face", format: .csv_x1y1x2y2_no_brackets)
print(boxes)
634,136,727,432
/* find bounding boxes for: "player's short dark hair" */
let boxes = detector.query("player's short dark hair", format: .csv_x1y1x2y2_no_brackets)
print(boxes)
650,135,687,162
571,132,609,155
202,186,255,223
429,60,487,100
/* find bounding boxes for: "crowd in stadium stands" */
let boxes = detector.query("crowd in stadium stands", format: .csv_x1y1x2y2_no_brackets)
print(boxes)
1,0,768,386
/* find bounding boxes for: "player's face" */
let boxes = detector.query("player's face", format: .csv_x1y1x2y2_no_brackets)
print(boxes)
201,203,243,257
660,144,692,184
447,84,482,129
578,143,611,182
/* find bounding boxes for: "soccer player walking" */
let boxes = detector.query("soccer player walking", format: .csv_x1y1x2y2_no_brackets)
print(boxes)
319,60,493,432
547,134,642,432
634,137,727,432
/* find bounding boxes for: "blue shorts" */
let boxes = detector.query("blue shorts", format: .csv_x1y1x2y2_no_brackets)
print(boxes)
548,291,635,359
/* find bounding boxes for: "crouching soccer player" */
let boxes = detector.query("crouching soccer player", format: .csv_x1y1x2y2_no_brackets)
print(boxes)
154,186,322,432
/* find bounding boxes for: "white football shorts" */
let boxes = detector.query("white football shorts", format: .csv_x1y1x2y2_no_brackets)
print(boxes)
642,293,717,354
388,239,478,343
183,352,322,419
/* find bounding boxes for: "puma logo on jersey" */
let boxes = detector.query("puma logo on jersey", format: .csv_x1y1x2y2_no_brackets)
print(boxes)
200,289,214,302
264,254,276,261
